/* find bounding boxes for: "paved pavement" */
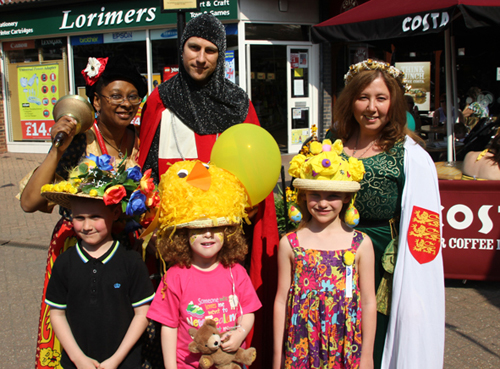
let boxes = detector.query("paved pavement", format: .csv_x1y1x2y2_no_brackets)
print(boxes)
1,152,500,368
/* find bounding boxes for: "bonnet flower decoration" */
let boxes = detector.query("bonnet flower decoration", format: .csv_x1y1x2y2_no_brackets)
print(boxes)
82,57,108,86
41,154,160,230
288,139,365,228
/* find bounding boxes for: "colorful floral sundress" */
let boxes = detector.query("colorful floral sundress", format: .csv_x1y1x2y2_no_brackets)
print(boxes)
284,230,365,368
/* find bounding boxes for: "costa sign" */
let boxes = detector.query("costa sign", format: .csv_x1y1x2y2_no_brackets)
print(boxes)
439,180,500,281
402,12,449,33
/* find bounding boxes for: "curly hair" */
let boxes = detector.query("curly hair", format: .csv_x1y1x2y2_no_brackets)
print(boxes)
157,226,248,268
333,69,413,152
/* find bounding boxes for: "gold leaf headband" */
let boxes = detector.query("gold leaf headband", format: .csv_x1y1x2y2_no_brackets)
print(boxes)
344,59,411,92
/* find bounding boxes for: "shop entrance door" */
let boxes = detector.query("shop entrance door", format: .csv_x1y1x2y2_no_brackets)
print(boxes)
247,44,288,152
247,44,315,154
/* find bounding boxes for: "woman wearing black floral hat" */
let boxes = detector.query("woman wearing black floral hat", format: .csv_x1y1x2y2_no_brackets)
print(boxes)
19,56,151,369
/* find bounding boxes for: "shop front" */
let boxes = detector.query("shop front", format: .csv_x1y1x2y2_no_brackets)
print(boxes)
0,0,319,154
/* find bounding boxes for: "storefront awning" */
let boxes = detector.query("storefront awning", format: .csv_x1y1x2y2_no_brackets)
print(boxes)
312,0,500,44
311,0,500,163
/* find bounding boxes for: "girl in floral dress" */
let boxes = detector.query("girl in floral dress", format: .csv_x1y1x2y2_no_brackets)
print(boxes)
273,139,376,369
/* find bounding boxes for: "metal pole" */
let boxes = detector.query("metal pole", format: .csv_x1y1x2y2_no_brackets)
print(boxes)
146,29,153,95
450,34,459,161
444,28,453,163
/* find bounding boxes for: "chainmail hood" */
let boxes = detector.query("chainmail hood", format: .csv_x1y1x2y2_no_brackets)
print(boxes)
158,14,249,135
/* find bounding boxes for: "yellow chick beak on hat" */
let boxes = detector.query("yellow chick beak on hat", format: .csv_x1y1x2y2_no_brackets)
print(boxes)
186,161,212,191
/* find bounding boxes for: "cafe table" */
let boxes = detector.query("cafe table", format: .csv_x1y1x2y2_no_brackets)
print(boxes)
424,139,463,161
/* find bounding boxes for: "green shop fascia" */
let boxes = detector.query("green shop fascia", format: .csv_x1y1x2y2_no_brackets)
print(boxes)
0,0,237,40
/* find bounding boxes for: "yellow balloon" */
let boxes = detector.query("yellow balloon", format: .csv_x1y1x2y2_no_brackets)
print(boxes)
211,124,281,206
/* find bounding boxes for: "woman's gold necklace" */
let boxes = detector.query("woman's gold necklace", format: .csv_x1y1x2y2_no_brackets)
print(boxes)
352,134,379,158
99,123,125,159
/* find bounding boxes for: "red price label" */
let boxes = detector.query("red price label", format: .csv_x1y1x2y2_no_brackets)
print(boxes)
21,120,55,140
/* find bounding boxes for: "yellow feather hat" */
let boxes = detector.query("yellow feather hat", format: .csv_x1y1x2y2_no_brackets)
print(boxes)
157,160,249,233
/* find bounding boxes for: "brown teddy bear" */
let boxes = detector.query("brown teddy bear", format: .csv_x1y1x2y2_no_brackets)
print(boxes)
188,319,257,369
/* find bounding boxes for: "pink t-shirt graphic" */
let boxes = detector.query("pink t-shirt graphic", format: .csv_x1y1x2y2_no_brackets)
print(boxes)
147,263,261,369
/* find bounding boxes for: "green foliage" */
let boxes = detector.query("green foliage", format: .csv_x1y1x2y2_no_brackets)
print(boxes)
274,187,298,236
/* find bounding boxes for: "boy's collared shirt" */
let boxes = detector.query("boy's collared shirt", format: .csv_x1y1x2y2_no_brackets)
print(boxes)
46,240,155,368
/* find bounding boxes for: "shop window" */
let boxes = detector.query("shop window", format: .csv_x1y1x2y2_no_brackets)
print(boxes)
41,45,64,61
152,38,179,83
6,49,38,64
245,24,310,41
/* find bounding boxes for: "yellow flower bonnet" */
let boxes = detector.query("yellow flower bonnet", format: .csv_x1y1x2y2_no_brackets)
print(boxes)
289,139,365,192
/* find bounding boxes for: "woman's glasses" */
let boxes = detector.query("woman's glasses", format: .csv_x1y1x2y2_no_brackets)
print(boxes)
99,94,142,105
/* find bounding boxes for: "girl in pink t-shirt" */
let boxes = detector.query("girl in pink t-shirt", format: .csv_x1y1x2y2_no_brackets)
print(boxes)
145,159,262,369
147,225,261,368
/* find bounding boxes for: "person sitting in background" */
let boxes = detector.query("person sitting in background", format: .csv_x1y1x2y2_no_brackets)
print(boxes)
463,87,489,119
432,93,464,127
462,132,500,180
405,95,421,132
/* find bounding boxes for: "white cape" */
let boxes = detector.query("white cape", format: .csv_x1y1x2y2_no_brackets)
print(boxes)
381,137,445,369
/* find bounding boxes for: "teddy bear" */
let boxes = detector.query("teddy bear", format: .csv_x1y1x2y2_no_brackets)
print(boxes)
188,319,257,369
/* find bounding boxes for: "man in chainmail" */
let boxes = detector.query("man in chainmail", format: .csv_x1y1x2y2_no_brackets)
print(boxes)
138,14,278,369
138,13,259,182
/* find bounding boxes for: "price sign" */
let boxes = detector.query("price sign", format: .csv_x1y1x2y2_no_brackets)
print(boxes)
18,63,60,141
21,120,55,140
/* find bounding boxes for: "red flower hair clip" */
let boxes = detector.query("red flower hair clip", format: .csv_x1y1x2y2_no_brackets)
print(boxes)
81,57,108,86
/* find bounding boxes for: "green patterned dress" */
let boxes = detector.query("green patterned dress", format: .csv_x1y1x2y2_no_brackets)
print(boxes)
341,140,405,369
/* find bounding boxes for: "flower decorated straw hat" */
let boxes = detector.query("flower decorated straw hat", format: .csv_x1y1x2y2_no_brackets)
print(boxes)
41,154,160,227
289,138,365,192
156,160,249,232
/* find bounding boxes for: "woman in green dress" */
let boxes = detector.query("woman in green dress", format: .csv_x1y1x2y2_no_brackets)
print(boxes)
332,60,444,369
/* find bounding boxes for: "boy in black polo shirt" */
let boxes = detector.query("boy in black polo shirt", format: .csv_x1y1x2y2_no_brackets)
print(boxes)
41,157,158,369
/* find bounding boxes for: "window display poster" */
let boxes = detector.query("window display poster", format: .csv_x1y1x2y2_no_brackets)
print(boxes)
225,50,235,83
291,128,309,145
163,65,179,82
299,53,308,68
18,64,60,140
395,61,431,111
294,79,304,96
290,53,299,69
